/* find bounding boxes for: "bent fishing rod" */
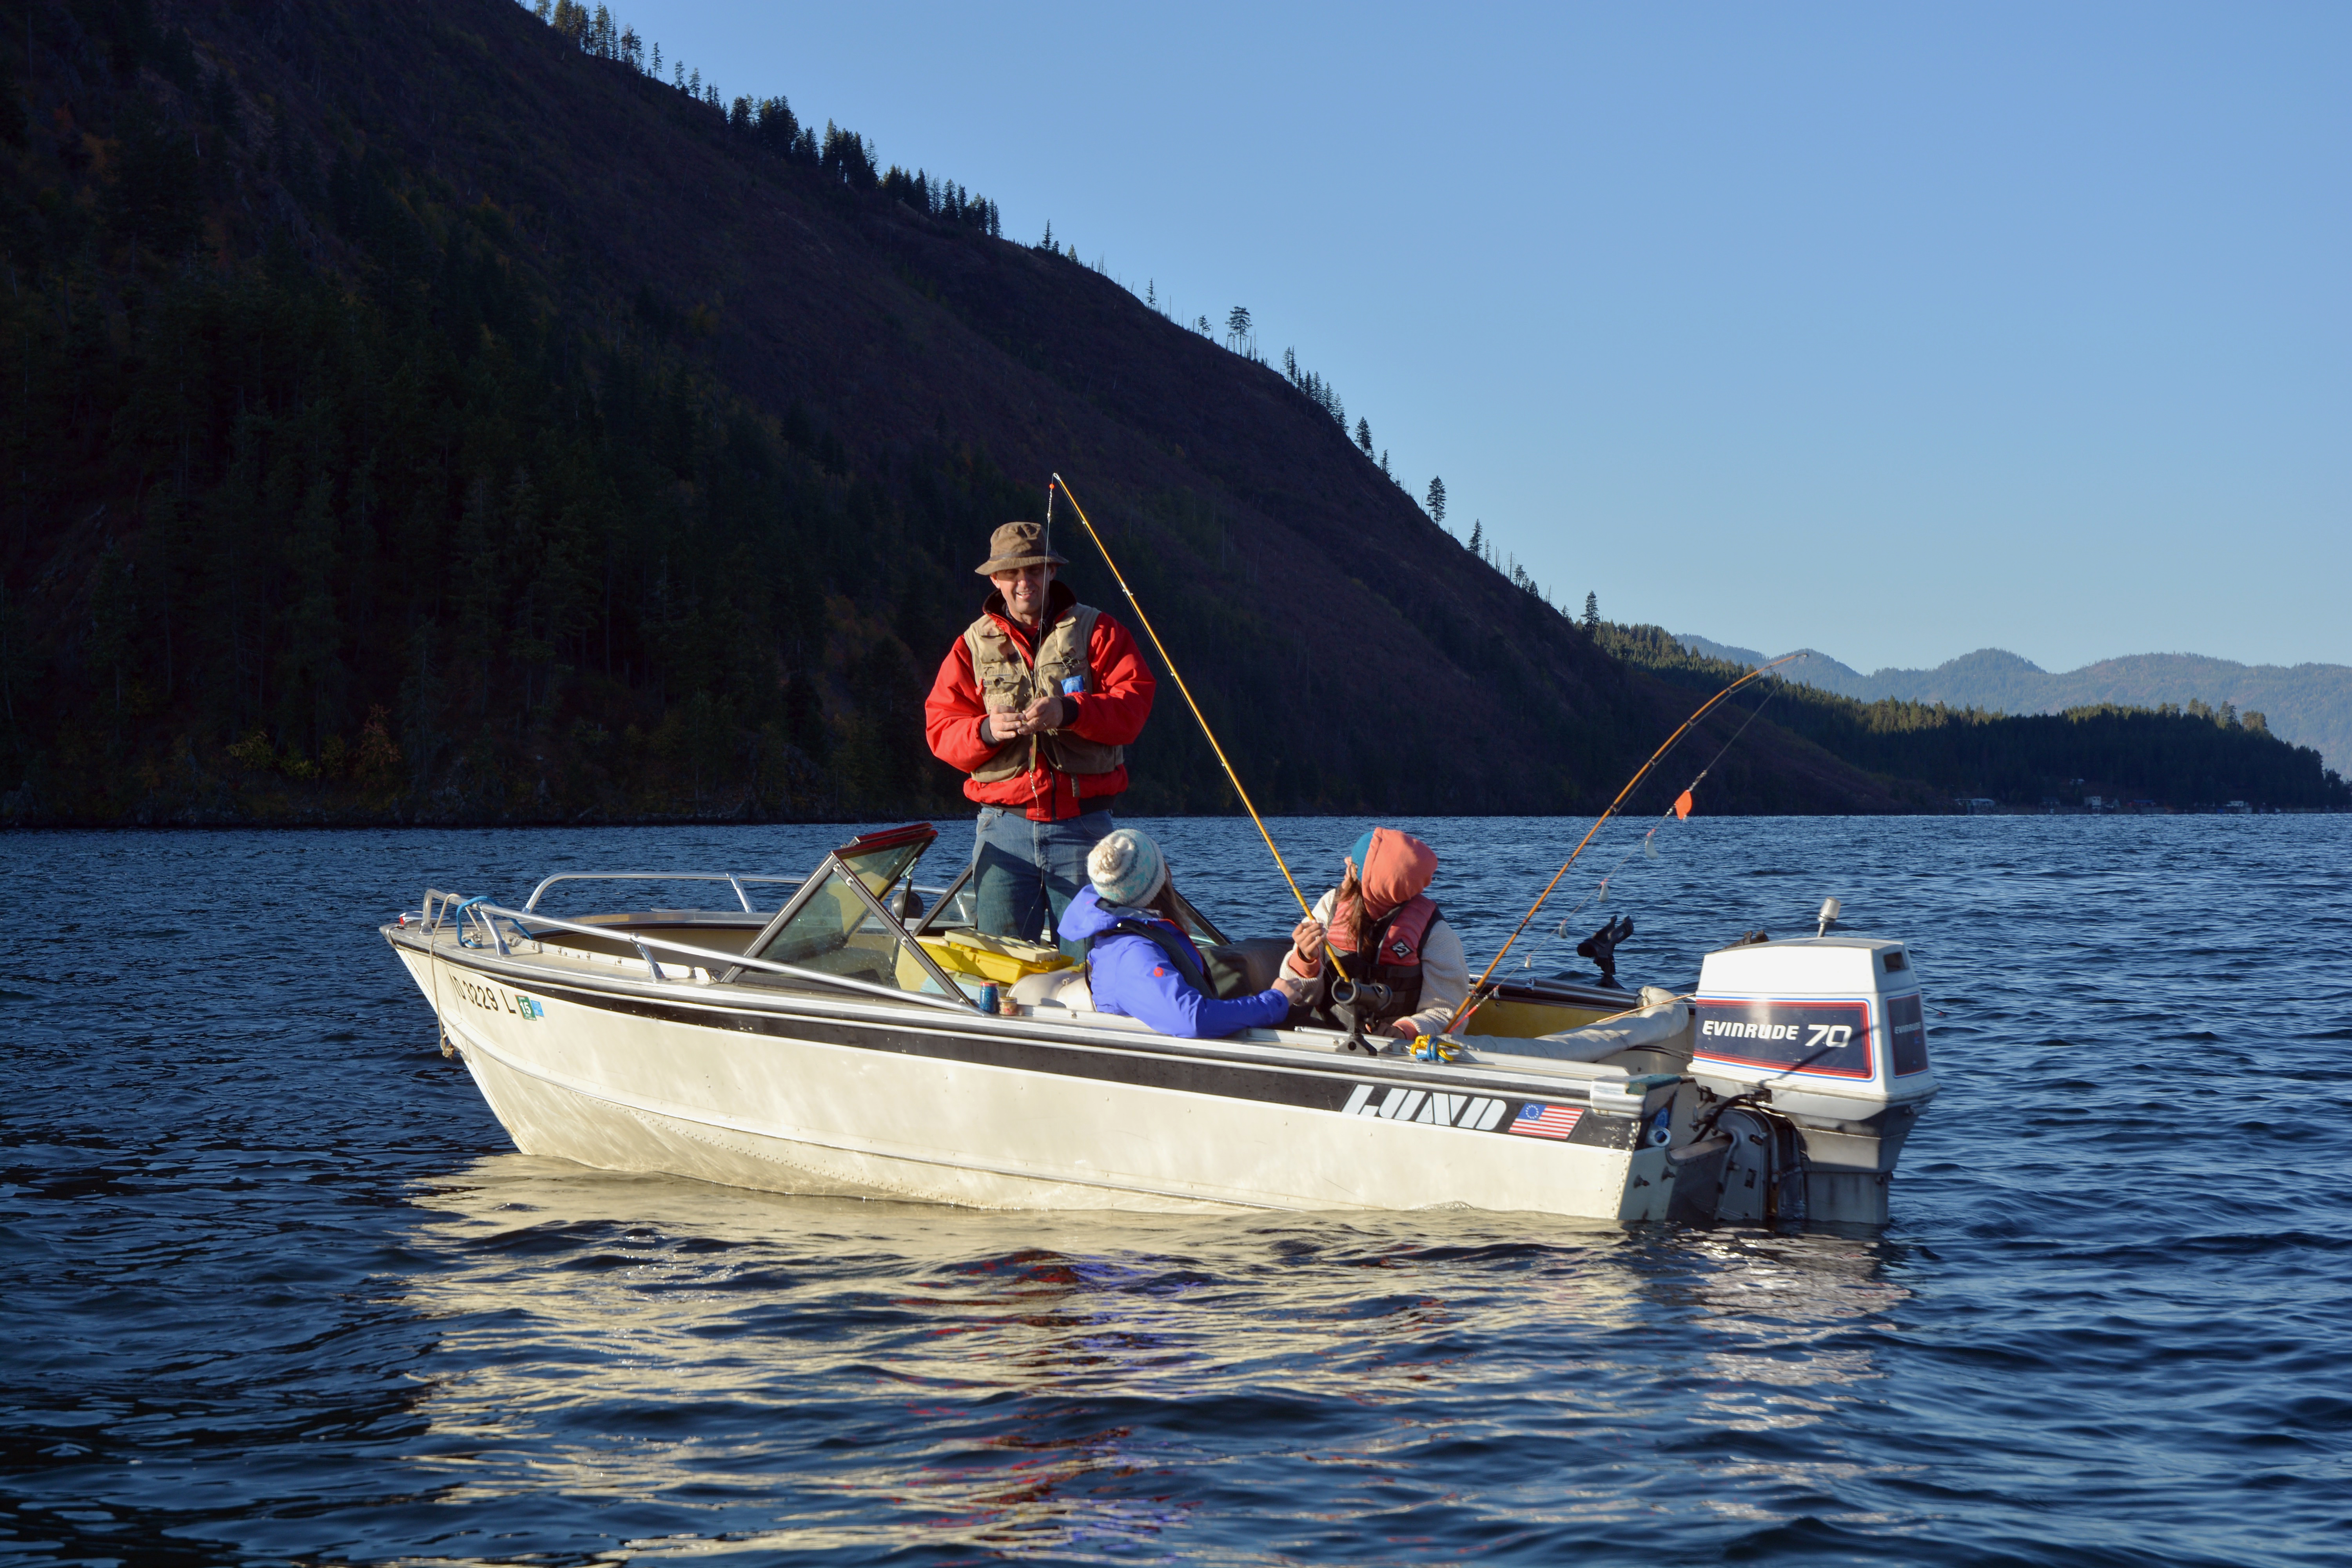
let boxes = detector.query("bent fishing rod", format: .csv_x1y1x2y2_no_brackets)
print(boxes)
1049,473,1345,976
1509,670,1791,980
1442,651,1807,1033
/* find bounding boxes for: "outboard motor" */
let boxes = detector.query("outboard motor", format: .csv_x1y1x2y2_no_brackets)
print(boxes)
1673,928,1938,1227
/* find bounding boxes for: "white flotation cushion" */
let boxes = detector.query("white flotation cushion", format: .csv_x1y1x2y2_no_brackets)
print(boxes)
1513,995,1691,1063
1012,967,1093,1012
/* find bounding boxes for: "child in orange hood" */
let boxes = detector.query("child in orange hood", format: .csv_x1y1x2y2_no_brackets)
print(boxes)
1283,828,1470,1039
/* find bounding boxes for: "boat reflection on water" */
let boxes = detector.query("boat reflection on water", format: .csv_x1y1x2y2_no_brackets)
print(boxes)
1676,1233,1913,1440
402,1156,1913,1559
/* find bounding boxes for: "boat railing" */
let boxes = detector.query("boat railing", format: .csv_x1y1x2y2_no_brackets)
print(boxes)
517,871,962,918
416,888,975,1016
521,871,805,914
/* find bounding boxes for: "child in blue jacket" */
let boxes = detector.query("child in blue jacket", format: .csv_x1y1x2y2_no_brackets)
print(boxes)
1056,828,1311,1038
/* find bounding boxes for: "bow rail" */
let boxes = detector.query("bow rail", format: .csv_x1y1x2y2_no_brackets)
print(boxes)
521,871,808,913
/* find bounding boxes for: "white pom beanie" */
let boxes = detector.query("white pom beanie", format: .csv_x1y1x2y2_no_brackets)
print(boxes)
1087,828,1168,909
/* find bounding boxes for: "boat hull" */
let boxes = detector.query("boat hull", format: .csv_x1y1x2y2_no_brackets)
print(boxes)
391,935,1673,1221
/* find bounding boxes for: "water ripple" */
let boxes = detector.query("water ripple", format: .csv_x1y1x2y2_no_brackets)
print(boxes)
2,817,2348,1564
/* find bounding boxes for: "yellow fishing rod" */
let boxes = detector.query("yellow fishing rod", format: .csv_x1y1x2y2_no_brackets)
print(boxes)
1443,651,1807,1032
1049,474,1344,976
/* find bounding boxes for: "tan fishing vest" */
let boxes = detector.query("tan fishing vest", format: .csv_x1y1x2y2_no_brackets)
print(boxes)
963,603,1126,783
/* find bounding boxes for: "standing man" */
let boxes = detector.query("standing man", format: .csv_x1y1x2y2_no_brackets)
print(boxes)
924,520,1156,945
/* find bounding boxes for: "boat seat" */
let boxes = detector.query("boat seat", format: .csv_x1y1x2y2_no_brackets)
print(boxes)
1200,937,1294,1000
1011,937,1312,1027
1013,938,1289,1016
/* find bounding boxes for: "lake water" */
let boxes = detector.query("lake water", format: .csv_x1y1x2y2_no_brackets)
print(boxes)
4,815,2348,1565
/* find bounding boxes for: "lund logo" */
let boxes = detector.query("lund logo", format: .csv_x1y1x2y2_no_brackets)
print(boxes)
1341,1084,1510,1130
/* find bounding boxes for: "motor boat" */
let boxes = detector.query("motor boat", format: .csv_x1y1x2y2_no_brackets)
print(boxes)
383,824,1936,1224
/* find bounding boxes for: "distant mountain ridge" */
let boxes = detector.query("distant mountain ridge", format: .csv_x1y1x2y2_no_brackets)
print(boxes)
1673,637,2352,775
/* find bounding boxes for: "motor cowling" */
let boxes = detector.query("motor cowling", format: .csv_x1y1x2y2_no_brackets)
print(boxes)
1680,935,1937,1227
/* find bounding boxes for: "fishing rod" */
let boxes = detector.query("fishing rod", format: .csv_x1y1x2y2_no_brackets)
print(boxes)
1443,651,1806,1033
1512,674,1789,977
1022,481,1058,940
1042,478,1055,568
1048,474,1342,974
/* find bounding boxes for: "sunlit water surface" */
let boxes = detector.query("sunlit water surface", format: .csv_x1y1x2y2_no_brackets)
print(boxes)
4,816,2348,1565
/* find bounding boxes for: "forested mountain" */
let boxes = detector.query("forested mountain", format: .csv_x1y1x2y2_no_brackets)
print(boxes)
1619,628,2346,810
0,0,1931,826
1680,636,2352,779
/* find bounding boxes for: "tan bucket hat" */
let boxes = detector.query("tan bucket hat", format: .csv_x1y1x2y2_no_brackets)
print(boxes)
975,520,1069,576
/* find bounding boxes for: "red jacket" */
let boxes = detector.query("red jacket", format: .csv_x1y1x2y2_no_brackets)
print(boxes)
924,583,1158,820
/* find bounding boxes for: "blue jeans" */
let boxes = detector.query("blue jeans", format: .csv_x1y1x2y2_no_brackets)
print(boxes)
972,806,1114,952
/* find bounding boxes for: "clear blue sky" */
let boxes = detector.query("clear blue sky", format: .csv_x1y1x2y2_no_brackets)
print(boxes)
613,1,2348,674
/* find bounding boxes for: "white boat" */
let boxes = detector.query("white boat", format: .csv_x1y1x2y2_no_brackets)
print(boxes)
384,824,1937,1224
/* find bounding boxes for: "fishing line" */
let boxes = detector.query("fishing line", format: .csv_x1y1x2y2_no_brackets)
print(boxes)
1514,679,1787,976
1444,652,1806,1032
1049,473,1340,971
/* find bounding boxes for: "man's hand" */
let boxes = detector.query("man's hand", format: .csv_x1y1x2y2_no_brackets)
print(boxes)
1274,973,1318,1008
986,696,1068,741
1388,1018,1421,1038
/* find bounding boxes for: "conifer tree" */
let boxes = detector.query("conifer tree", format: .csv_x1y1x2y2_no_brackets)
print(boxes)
1354,417,1373,455
1468,520,1484,555
1583,592,1600,631
1425,476,1446,525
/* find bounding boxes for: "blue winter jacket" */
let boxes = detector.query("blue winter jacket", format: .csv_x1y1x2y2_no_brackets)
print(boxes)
1058,887,1291,1039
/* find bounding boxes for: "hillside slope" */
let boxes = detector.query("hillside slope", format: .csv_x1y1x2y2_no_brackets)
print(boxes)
0,0,1919,824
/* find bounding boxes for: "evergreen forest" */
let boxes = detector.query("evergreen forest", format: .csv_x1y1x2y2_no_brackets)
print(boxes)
0,0,2337,828
1594,624,2348,811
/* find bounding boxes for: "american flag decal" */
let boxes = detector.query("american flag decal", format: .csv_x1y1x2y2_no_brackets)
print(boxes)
1507,1102,1584,1140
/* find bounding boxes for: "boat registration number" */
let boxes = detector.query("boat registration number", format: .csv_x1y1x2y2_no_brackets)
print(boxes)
451,973,547,1021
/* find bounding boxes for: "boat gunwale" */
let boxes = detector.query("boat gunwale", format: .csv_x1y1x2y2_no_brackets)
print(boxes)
386,922,1662,1105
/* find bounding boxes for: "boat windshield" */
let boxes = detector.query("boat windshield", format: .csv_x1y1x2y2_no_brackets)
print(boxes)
748,827,961,1000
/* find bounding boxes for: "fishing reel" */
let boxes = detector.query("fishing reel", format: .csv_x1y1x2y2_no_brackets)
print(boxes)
1330,978,1395,1055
